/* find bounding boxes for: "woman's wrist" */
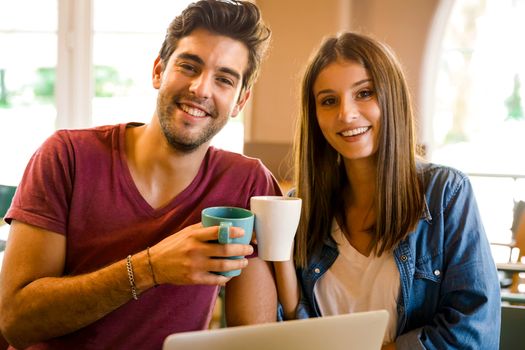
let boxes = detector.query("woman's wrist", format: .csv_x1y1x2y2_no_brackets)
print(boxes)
273,260,300,319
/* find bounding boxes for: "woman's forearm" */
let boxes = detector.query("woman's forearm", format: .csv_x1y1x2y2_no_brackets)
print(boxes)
273,260,300,319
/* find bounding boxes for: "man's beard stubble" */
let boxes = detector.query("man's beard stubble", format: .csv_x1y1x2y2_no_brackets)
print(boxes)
157,94,227,153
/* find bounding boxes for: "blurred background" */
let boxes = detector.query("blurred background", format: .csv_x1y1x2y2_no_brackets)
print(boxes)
1,0,525,271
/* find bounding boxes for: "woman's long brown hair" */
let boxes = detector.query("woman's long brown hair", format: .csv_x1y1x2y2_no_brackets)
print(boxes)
293,32,424,268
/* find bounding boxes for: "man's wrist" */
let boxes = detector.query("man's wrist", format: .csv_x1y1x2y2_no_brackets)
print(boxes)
125,249,159,295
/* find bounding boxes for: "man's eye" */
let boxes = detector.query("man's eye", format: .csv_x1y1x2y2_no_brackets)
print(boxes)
217,77,234,87
179,63,197,73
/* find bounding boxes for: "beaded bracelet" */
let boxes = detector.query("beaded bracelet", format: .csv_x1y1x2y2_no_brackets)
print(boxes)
126,255,138,300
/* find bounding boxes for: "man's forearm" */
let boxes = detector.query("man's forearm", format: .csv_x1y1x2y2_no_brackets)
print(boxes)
1,251,154,348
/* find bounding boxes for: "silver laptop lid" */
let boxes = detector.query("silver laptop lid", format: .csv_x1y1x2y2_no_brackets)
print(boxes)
163,310,389,350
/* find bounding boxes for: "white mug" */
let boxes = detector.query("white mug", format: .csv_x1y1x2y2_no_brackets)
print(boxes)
250,196,302,261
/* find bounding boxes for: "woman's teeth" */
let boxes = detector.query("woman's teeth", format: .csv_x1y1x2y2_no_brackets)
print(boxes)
341,127,369,137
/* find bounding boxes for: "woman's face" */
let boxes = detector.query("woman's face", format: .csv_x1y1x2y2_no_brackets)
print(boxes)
313,59,381,162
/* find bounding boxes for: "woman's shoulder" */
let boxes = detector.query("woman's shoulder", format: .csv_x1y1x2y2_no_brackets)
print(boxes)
416,161,474,214
417,161,469,189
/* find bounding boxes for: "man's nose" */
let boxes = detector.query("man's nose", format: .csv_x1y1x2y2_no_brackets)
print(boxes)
189,73,213,99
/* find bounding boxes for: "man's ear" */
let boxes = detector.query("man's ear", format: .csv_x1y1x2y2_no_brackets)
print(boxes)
231,89,251,118
152,56,163,89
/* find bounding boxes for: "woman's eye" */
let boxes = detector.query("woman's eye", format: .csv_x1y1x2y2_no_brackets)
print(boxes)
320,97,336,106
357,89,374,99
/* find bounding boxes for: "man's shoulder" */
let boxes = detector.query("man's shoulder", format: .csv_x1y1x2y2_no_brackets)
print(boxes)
55,123,122,141
33,124,125,165
203,147,280,196
45,123,124,151
205,147,277,184
208,147,264,168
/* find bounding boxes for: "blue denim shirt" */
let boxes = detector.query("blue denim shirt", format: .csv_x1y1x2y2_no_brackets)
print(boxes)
295,163,501,349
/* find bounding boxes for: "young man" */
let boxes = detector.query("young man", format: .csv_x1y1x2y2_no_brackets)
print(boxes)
0,1,279,349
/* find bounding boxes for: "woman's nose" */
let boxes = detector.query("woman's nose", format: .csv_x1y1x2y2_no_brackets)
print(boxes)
339,96,359,121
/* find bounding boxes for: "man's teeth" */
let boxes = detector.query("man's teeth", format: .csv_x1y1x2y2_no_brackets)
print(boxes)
341,127,369,137
180,104,207,117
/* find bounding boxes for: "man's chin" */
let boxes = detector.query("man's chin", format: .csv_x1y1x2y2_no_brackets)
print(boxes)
167,139,202,153
158,116,221,154
164,133,214,154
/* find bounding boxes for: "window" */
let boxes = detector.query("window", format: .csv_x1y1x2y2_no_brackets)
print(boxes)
92,0,246,153
0,0,245,187
0,0,58,185
92,0,190,125
428,0,525,251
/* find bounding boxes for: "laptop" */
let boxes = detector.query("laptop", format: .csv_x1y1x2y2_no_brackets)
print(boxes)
163,310,389,350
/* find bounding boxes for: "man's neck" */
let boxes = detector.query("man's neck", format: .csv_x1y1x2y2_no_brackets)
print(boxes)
124,122,210,209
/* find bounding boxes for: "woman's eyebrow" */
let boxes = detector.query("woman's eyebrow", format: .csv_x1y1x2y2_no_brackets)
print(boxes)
316,79,372,98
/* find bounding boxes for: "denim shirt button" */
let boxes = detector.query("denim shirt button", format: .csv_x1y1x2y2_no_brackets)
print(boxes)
400,255,408,262
434,269,441,276
314,268,321,274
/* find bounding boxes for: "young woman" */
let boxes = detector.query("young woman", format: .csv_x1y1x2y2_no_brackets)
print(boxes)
274,32,500,349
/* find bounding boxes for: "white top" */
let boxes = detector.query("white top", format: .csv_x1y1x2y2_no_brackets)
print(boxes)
314,222,399,344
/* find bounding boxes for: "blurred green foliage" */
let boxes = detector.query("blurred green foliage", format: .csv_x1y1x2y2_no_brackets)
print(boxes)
0,69,9,108
505,74,524,121
0,65,132,107
34,67,56,101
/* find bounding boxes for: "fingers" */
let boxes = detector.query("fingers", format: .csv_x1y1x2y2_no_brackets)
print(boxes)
152,224,253,286
194,225,253,257
196,225,248,242
207,257,249,273
207,243,254,258
174,258,249,286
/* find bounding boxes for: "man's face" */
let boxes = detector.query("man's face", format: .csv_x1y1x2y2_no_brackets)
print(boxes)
153,28,250,152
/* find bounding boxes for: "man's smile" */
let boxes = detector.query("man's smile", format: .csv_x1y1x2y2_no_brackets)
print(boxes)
178,103,210,118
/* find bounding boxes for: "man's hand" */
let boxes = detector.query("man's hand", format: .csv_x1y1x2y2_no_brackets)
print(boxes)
149,223,254,286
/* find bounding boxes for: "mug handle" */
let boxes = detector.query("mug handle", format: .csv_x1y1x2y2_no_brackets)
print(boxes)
218,222,232,244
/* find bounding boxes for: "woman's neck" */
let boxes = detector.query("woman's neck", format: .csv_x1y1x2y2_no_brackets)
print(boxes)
343,158,376,209
340,157,377,256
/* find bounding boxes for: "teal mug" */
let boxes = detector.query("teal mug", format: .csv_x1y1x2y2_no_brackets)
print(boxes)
201,206,254,277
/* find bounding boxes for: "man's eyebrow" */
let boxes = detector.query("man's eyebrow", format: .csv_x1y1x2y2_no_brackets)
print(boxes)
176,52,204,65
176,52,241,81
218,67,241,81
